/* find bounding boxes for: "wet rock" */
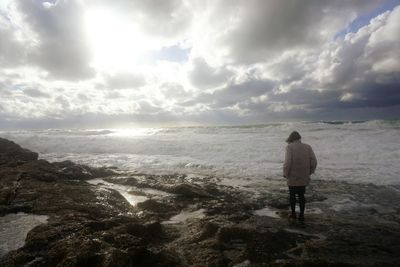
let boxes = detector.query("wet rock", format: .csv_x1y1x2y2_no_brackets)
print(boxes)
54,160,115,180
303,225,400,266
169,184,214,198
191,221,219,242
137,199,177,214
217,226,253,244
125,247,182,267
0,188,13,205
145,221,164,237
0,138,38,165
84,217,134,232
13,160,80,181
46,237,106,266
105,177,139,186
214,225,313,265
0,204,32,216
52,160,94,180
2,138,400,266
103,249,133,267
267,197,290,210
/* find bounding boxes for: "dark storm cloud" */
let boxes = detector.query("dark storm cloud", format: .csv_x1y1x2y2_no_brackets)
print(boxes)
191,72,400,121
267,78,400,116
341,81,400,109
16,0,94,80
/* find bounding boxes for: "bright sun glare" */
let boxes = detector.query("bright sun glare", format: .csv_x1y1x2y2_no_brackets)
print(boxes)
85,8,148,71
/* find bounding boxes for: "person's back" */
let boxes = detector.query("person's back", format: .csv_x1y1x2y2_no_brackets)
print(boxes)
283,131,317,222
284,140,317,186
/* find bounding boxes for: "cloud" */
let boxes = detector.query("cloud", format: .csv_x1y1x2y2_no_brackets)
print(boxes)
366,6,400,73
160,82,190,100
105,91,123,99
245,4,400,119
87,0,192,43
23,88,50,98
188,58,233,89
0,19,25,66
105,72,146,90
131,0,192,38
0,0,399,128
347,81,400,109
311,6,400,109
136,100,164,115
15,0,95,80
186,79,275,109
317,6,400,86
191,0,381,64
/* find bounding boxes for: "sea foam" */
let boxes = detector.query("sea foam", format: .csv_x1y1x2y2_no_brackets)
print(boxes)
1,120,399,185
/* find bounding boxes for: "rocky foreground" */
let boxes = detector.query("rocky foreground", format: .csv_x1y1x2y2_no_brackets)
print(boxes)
1,137,400,266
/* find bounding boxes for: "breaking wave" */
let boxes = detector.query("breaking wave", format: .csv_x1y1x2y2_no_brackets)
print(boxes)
1,120,399,185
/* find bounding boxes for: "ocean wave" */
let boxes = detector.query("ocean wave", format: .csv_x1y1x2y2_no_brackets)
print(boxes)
316,119,400,128
1,119,399,185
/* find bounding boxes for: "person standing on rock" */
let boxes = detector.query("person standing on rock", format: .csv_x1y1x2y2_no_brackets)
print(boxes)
283,131,317,222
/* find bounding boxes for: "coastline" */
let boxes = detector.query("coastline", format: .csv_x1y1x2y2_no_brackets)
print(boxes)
1,137,400,266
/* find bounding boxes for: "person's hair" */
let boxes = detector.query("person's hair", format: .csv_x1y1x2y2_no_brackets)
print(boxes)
286,131,301,143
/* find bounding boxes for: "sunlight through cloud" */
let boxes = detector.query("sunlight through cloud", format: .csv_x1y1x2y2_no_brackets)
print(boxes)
85,7,149,72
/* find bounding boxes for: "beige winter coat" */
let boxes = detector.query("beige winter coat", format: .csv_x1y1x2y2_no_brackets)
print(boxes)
283,140,317,186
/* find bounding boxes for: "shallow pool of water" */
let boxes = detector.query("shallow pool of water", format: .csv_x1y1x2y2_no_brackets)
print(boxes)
162,208,206,224
0,213,48,257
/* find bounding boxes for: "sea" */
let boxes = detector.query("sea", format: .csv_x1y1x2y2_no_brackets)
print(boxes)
1,120,400,186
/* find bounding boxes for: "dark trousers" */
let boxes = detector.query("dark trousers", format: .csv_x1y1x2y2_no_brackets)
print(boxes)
289,186,306,216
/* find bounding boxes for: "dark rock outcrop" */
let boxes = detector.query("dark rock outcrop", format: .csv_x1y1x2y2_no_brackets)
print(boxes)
1,138,400,266
0,138,182,266
0,138,38,166
137,199,177,214
169,183,214,198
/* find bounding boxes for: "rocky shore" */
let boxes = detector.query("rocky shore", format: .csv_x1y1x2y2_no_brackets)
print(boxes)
1,137,400,266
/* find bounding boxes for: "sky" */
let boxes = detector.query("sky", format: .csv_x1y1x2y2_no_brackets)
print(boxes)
0,0,399,129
